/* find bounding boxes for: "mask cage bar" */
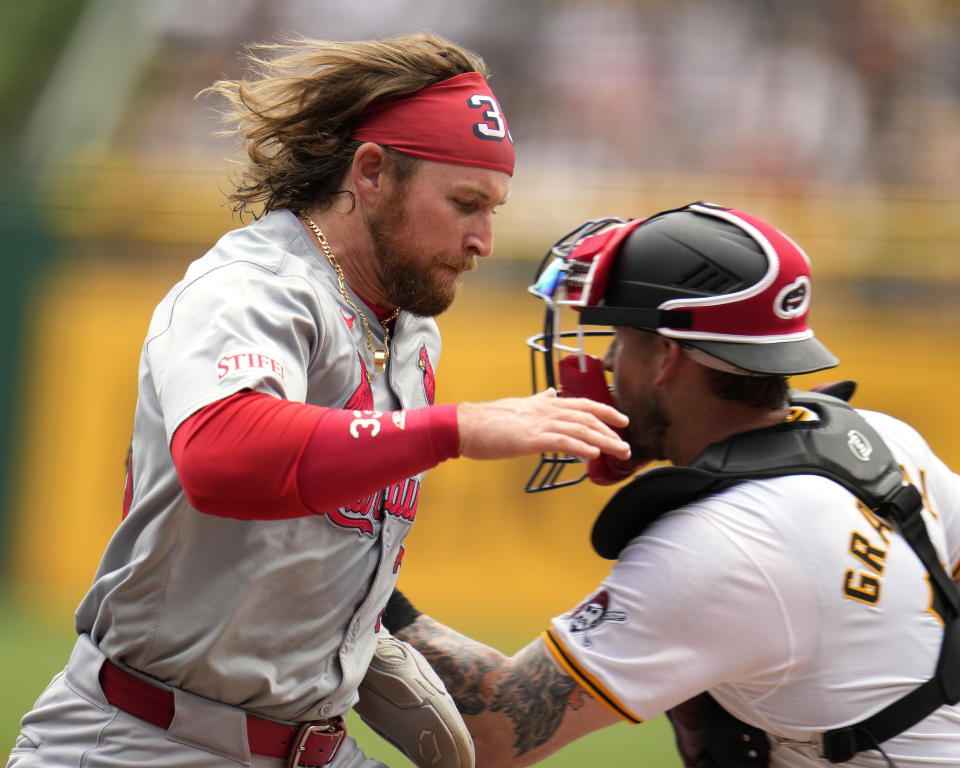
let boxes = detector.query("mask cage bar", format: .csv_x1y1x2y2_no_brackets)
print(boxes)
523,216,625,493
526,323,617,493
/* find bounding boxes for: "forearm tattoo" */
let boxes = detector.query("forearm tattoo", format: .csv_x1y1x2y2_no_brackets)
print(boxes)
397,617,586,755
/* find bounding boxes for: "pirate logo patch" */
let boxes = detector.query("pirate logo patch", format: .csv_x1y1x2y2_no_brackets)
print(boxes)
565,590,626,646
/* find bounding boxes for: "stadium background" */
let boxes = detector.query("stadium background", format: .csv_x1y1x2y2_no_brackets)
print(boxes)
2,1,959,764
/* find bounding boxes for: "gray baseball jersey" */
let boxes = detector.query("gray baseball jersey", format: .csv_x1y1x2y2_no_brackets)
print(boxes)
75,208,442,722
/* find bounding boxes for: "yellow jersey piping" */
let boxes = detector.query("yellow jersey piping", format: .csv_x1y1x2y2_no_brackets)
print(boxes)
542,629,643,724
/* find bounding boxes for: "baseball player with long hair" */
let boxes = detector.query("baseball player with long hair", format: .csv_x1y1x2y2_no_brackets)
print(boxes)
6,33,631,768
382,203,960,767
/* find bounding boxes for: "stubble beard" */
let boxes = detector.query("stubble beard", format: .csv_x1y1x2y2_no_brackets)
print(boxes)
366,196,467,318
623,389,670,463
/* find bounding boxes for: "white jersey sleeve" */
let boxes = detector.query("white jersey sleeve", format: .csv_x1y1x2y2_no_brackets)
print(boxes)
547,484,803,723
145,234,321,441
146,262,317,440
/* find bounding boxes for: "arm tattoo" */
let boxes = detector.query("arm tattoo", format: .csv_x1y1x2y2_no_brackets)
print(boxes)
397,617,588,756
487,643,584,754
397,617,500,716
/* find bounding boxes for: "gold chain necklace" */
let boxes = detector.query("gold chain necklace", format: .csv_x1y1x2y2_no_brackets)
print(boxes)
299,211,400,372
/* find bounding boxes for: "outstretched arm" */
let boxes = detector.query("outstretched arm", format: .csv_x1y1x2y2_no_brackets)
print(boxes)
171,388,629,521
394,613,621,768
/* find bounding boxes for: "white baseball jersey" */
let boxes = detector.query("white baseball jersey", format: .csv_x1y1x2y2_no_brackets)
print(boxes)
547,409,960,766
75,209,442,722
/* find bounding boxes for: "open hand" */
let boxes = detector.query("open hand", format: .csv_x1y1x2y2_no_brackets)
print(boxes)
457,389,631,462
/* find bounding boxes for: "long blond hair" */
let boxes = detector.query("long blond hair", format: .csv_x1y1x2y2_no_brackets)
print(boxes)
202,32,490,217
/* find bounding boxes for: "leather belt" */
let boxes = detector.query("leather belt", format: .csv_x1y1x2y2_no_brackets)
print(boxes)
99,659,345,767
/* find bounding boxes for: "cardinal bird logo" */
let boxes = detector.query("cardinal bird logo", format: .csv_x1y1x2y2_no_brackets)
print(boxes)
345,352,373,410
418,344,435,405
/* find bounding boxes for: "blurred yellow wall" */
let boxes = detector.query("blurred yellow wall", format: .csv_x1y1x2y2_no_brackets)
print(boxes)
8,256,959,637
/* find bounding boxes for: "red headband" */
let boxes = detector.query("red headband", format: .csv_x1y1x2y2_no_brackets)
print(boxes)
352,72,515,176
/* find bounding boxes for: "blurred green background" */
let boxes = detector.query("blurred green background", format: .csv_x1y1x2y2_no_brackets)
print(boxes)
2,1,960,765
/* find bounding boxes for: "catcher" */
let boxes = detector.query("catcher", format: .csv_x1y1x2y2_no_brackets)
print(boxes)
375,203,960,767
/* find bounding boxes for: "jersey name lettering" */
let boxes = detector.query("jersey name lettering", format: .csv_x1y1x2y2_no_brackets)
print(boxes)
383,478,420,522
325,477,421,535
327,492,380,534
217,352,286,382
843,500,891,605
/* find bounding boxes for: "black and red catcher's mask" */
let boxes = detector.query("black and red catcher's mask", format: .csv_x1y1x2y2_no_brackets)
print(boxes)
524,201,838,493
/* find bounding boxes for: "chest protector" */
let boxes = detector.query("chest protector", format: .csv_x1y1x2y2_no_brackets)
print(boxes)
591,391,960,764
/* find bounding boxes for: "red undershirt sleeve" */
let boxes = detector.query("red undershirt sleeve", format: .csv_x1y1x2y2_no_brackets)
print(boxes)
170,390,460,520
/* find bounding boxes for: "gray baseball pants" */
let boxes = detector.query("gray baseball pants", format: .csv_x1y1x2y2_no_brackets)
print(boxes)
6,634,388,768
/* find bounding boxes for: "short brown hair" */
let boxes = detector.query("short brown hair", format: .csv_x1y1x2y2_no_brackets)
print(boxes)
703,367,789,410
202,32,489,217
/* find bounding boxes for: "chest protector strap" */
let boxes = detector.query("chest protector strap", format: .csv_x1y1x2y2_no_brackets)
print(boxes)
591,391,960,763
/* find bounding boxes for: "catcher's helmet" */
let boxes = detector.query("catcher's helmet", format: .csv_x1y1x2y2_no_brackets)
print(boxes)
576,202,837,375
524,201,838,492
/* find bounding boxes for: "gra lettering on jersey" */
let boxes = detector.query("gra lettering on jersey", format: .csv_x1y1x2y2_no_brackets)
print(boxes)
841,470,947,620
842,499,892,606
217,352,286,382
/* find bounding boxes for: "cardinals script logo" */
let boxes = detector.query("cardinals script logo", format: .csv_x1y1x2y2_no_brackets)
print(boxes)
565,590,626,646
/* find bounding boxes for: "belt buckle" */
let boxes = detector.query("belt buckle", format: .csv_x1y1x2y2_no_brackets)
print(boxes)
287,719,345,768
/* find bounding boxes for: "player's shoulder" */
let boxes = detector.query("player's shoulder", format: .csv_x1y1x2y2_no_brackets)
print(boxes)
195,209,310,276
168,210,324,303
857,408,936,464
634,474,851,563
145,211,327,337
